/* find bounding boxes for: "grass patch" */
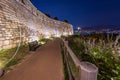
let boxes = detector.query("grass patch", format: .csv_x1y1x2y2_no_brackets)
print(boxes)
0,50,5,55
68,34,120,80
0,44,29,70
5,58,21,68
38,38,51,42
68,54,79,80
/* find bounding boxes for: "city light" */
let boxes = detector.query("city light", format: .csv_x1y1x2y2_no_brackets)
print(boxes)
77,27,81,30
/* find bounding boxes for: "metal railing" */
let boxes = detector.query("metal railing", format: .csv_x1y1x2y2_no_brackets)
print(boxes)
61,38,98,80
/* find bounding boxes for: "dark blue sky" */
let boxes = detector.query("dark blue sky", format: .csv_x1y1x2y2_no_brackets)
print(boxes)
30,0,120,28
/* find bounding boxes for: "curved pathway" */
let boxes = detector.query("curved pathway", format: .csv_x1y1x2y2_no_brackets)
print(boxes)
0,39,64,80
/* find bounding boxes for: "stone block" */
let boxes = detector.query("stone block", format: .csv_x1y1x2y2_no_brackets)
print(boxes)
0,40,3,46
3,40,10,45
0,38,5,41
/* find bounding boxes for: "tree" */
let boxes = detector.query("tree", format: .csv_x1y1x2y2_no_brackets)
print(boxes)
45,13,51,18
63,19,69,23
54,17,59,20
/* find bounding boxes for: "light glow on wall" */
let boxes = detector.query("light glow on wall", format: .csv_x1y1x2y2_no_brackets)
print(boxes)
63,32,67,36
54,30,61,37
29,36,39,42
68,32,73,35
45,31,50,38
56,34,61,37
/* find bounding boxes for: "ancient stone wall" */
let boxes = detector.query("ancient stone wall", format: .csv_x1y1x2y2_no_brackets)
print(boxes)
0,0,73,50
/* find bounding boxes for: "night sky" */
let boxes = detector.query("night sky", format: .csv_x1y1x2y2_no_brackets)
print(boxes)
30,0,120,28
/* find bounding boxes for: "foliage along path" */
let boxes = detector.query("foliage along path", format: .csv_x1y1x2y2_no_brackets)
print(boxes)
0,39,64,80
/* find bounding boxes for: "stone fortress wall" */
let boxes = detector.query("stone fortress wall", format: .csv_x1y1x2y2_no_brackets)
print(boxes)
0,0,73,50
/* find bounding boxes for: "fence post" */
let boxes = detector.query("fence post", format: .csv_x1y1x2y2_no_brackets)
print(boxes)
79,62,98,80
61,38,98,80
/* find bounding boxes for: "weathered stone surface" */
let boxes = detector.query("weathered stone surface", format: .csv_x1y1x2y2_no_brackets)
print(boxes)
0,0,73,50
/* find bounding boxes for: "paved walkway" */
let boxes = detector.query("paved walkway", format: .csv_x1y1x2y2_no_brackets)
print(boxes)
0,39,64,80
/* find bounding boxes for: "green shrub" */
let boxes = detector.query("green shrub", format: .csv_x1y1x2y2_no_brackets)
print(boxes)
68,34,120,80
0,50,5,55
5,58,21,68
0,45,29,69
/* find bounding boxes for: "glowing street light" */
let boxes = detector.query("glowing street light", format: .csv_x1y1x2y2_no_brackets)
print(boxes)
77,27,81,31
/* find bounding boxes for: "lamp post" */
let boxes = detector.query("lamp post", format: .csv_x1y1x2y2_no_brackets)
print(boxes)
78,27,81,31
